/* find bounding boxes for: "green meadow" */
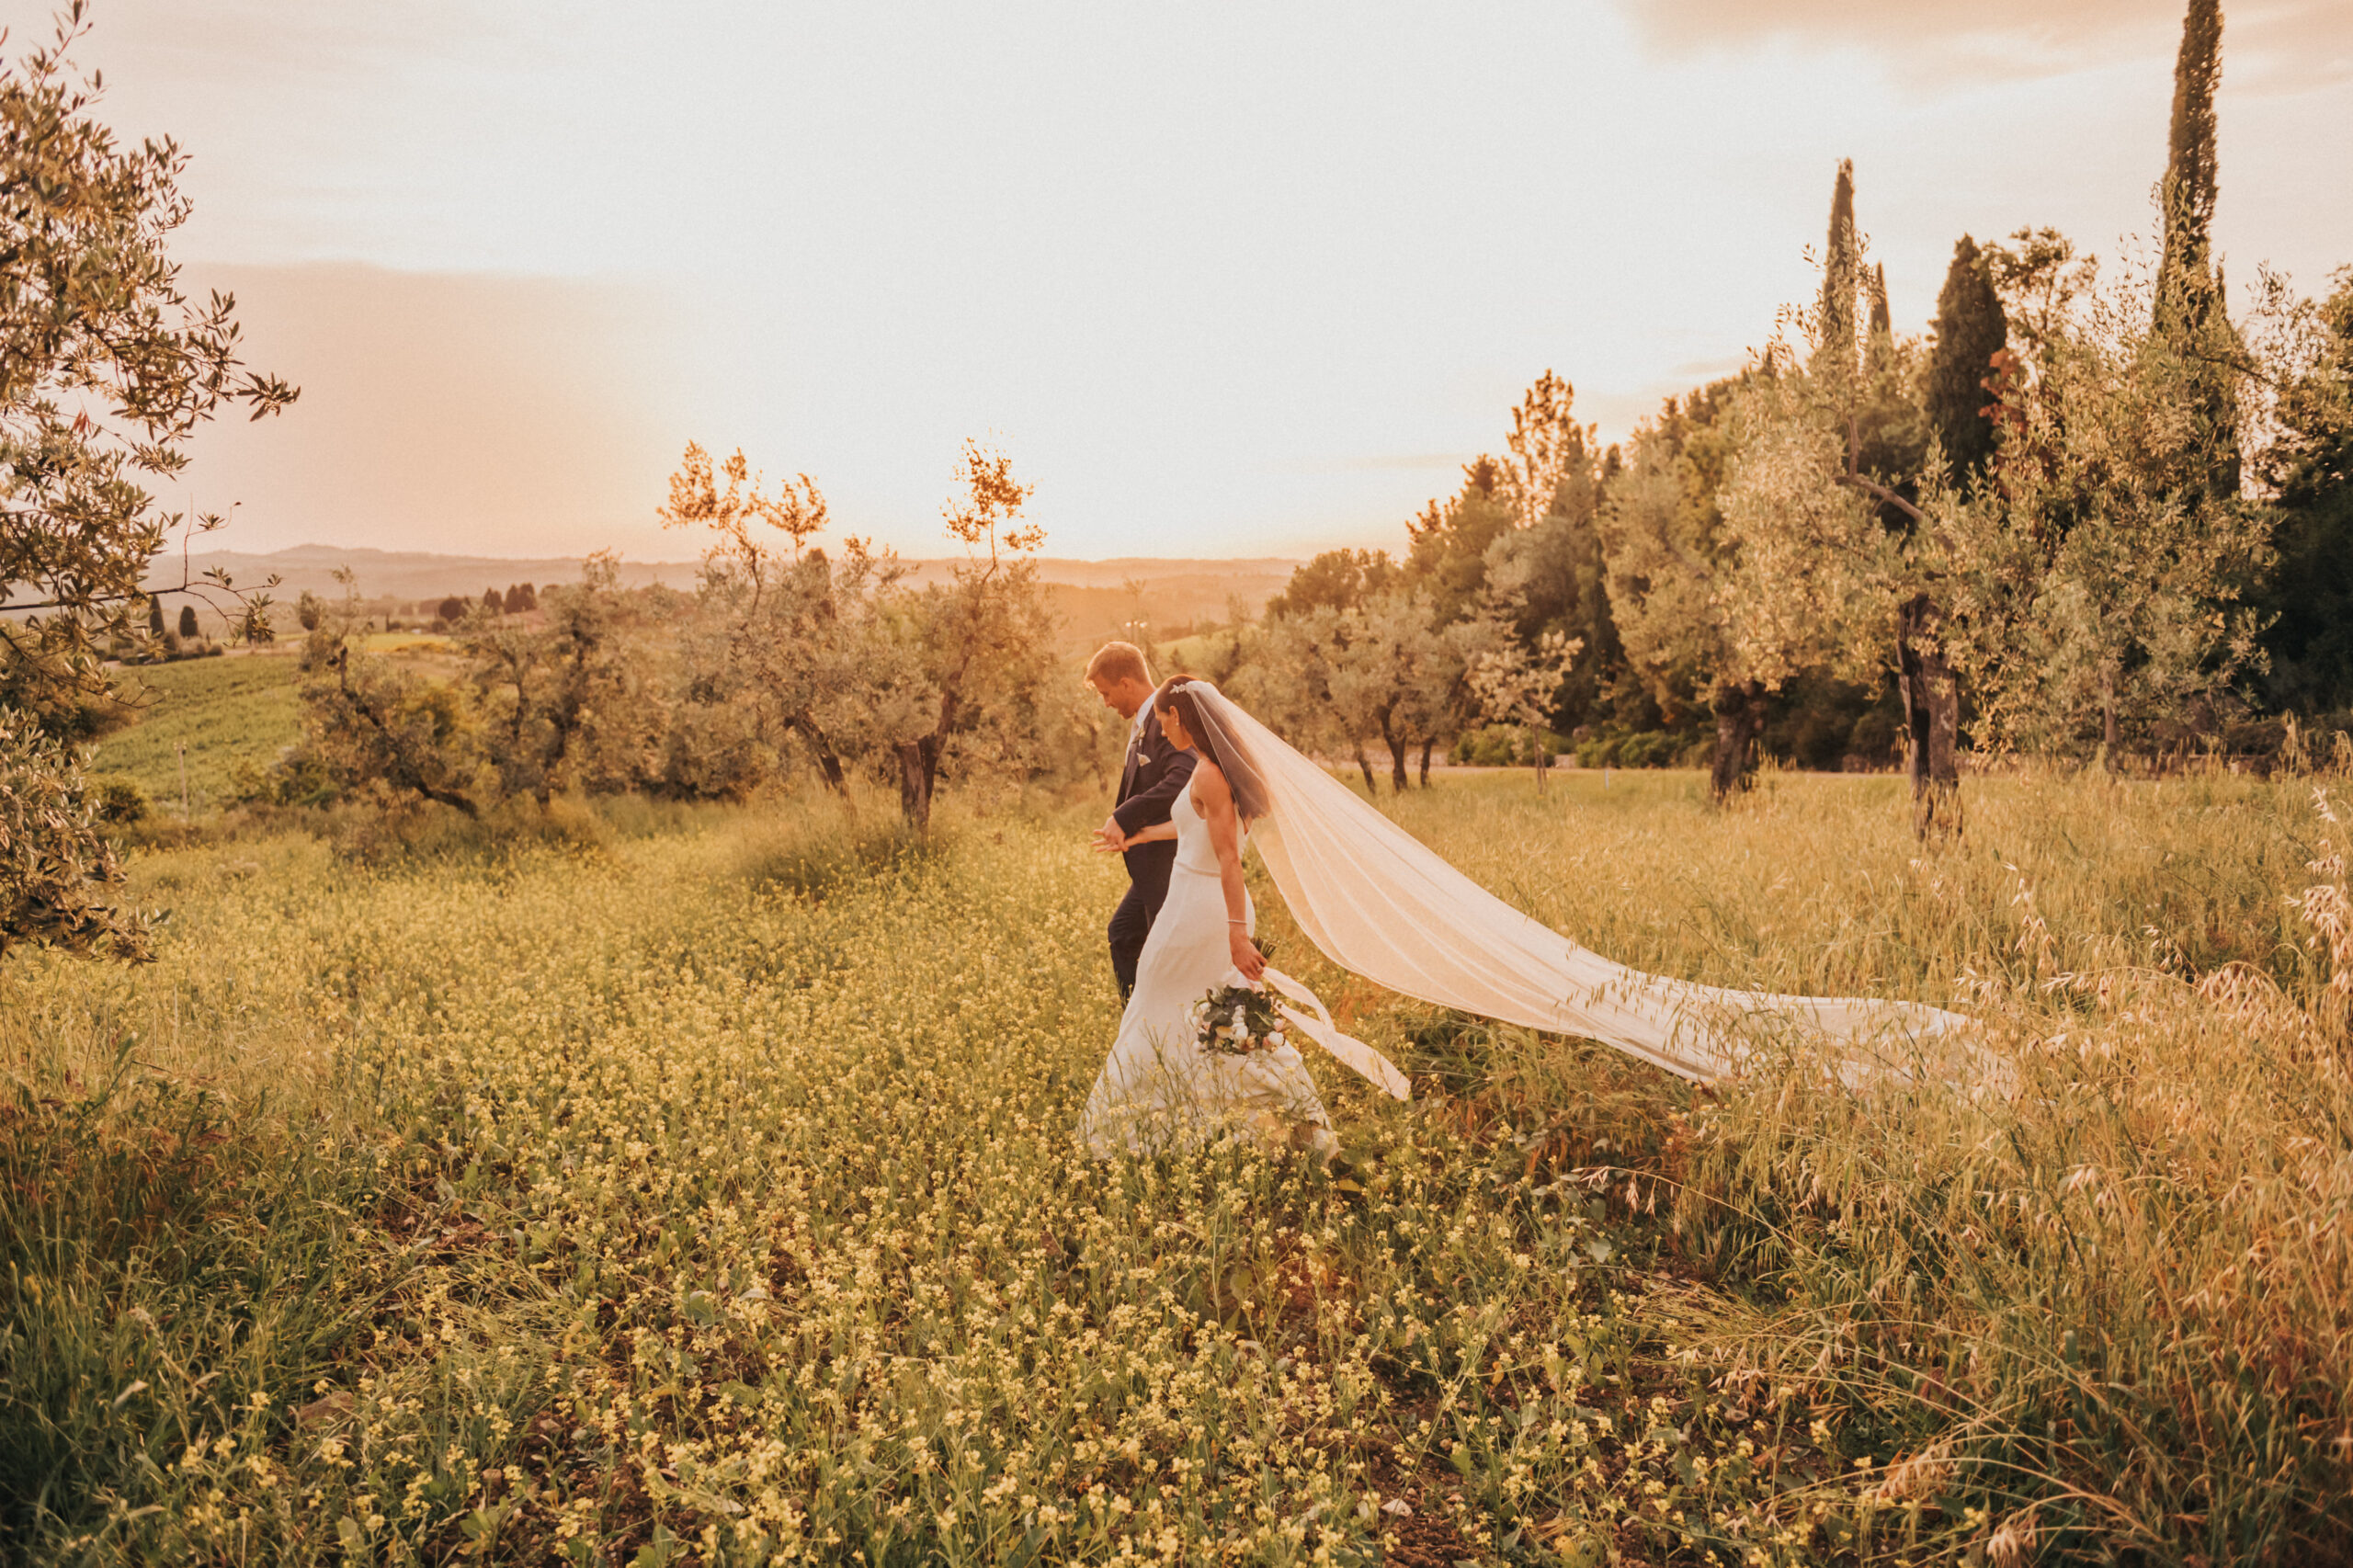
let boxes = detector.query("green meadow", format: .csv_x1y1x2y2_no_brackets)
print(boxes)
92,655,305,815
4,760,2347,1564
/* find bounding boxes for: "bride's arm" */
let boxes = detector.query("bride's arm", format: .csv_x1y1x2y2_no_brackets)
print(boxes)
1115,821,1177,846
1194,765,1265,982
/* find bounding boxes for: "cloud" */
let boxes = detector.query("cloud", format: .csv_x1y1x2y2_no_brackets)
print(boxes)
1617,0,2353,89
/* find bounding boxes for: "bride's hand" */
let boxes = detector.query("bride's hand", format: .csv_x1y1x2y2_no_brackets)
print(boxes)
1229,926,1265,982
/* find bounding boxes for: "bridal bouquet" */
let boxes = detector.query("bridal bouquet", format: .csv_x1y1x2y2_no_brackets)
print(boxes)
1191,981,1288,1056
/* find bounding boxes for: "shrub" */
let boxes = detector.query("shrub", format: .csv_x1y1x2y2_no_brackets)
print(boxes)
1615,730,1678,768
1847,707,1901,767
91,776,147,824
1575,727,1691,768
1452,723,1567,767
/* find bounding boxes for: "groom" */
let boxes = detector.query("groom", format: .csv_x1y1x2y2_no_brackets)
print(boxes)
1086,642,1196,1000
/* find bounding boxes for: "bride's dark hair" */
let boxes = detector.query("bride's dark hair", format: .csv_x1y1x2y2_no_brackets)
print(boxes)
1154,676,1269,822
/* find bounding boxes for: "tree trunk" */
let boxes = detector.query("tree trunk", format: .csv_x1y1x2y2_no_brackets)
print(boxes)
1417,737,1434,789
790,714,854,804
1353,742,1376,792
1384,732,1409,794
2100,664,2121,772
1709,681,1766,802
894,737,936,828
896,687,961,828
1923,641,1961,824
1895,594,1962,837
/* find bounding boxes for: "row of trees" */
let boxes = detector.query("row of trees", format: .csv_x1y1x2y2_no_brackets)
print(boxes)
250,0,2353,851
257,441,1085,830
1201,0,2348,833
432,583,538,624
7,0,2352,962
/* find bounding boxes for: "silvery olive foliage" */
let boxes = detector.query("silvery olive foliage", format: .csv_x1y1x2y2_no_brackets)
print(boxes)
0,706,147,960
278,562,654,817
659,438,1071,828
0,7,292,960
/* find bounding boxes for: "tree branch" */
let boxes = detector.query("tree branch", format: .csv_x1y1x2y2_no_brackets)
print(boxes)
1843,413,1929,524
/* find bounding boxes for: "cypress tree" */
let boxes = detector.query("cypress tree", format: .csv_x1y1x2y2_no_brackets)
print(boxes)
2156,0,2222,335
176,603,199,639
2155,0,2239,499
145,594,165,636
1816,160,1859,373
1865,262,1896,378
1925,236,2008,485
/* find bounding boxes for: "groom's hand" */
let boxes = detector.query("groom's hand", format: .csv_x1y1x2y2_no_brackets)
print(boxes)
1091,815,1126,854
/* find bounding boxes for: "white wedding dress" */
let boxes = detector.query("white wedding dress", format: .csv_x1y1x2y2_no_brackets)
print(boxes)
1079,783,1344,1157
1078,680,1978,1157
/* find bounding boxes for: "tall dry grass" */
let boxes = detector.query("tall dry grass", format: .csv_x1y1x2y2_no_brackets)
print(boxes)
4,763,2347,1563
1333,763,2353,1563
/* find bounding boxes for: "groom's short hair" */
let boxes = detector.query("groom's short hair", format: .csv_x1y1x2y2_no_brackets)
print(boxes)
1086,642,1153,688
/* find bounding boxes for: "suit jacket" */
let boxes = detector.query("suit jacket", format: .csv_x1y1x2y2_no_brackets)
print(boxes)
1113,707,1197,886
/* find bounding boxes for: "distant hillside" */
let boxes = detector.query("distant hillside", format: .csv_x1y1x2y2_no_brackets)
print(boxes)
147,545,1298,648
145,545,705,604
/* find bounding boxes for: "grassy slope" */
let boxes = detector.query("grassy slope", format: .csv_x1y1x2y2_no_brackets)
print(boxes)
90,653,304,811
3,769,2347,1564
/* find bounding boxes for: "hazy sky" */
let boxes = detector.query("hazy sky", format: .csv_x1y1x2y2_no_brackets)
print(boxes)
17,0,2351,561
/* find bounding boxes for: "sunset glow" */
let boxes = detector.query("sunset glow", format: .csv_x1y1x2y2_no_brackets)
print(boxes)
30,0,2353,561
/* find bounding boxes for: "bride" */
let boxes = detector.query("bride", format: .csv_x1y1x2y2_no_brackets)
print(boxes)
1078,677,1972,1158
1079,676,1350,1159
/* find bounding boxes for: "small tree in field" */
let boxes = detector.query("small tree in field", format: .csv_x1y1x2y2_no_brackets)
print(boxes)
880,441,1056,829
1599,376,1782,801
659,440,881,802
460,556,642,807
1468,630,1581,790
1946,252,2276,761
296,572,484,817
1238,603,1376,790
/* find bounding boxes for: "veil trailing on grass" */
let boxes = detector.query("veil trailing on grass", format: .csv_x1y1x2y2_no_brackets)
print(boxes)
1176,679,1971,1084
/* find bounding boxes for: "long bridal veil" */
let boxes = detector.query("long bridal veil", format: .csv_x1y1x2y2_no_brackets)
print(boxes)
1178,679,1972,1085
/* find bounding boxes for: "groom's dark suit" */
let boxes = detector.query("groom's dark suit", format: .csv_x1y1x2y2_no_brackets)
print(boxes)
1108,706,1197,1000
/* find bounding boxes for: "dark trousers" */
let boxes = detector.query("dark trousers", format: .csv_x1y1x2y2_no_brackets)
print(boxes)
1108,846,1176,1001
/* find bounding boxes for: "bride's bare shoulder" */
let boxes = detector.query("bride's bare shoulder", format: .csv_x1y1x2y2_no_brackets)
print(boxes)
1188,757,1231,801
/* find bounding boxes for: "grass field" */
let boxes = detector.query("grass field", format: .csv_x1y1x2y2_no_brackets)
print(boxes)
91,653,304,813
3,767,2347,1564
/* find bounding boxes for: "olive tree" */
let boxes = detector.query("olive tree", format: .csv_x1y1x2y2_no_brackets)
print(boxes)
0,8,295,959
659,441,884,803
876,441,1058,829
